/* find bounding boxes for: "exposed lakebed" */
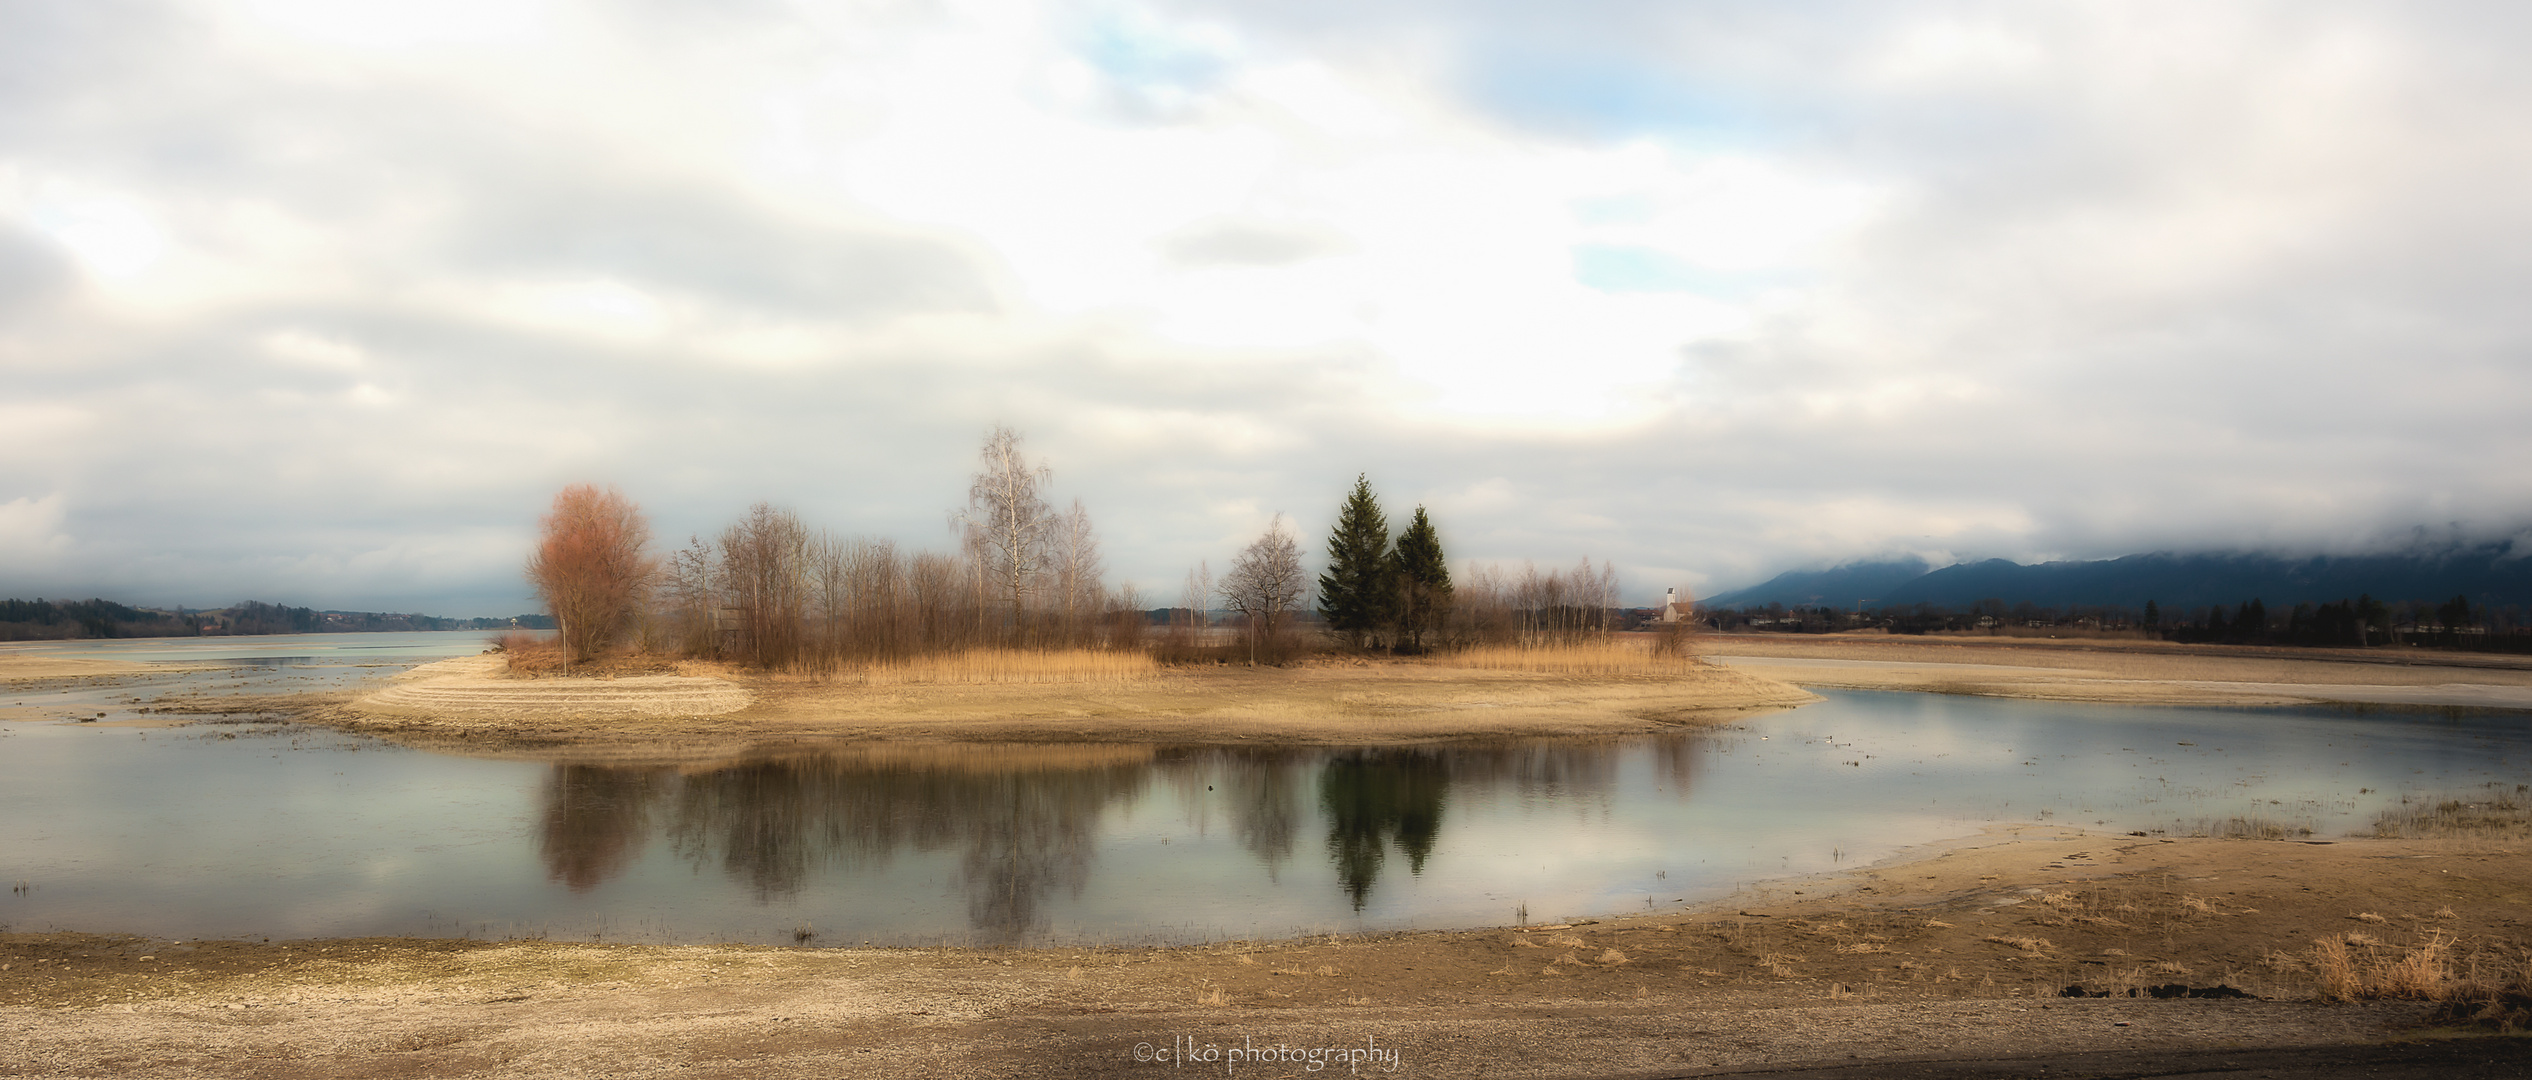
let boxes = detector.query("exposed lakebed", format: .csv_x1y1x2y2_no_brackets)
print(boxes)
3,632,2528,947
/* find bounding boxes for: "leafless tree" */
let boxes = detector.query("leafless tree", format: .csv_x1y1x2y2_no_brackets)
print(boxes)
957,426,1052,639
526,483,657,663
721,502,809,668
1105,582,1148,651
1050,498,1104,645
658,534,718,656
1220,515,1310,665
1181,562,1212,632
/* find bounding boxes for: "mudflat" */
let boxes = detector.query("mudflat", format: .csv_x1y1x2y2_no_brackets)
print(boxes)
1697,632,2532,709
6,828,2524,1078
0,655,212,681
310,654,1820,759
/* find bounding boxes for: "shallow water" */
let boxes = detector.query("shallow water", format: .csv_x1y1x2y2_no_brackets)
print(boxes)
2,637,2527,946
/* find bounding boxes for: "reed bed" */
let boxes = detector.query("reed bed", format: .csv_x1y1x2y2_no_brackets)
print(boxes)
839,647,1157,686
2369,783,2532,839
2174,816,2315,840
1432,641,1706,676
2297,930,2532,1026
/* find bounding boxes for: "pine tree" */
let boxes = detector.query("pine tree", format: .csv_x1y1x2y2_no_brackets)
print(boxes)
1318,475,1395,649
1392,505,1451,653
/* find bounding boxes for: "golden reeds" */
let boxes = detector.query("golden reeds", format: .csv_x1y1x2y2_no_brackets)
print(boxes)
1433,641,1706,676
838,647,1156,686
2369,783,2532,839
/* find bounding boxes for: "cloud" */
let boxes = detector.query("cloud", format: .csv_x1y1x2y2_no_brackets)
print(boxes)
1158,219,1352,268
0,493,73,562
2,1,2529,611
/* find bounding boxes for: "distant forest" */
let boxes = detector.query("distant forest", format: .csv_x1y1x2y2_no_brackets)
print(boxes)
0,598,552,642
1702,545,2532,653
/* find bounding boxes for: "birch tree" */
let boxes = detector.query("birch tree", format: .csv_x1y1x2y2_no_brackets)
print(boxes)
958,425,1052,638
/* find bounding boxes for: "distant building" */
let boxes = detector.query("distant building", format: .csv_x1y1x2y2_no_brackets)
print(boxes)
1661,587,1697,624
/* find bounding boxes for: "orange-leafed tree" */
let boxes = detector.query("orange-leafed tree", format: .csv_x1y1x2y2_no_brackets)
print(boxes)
527,483,657,663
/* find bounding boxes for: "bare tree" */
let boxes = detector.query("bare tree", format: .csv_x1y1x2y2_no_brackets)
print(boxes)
1181,561,1213,633
1105,582,1148,651
659,534,718,656
720,502,809,669
1220,515,1310,666
957,426,1053,640
1050,498,1104,645
526,483,657,663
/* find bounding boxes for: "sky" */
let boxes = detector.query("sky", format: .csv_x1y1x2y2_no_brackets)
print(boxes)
5,0,2531,617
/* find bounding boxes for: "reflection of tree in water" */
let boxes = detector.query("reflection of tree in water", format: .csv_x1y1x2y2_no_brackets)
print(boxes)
536,765,668,892
1192,748,1306,880
1319,749,1449,910
648,746,1151,941
1439,741,1627,801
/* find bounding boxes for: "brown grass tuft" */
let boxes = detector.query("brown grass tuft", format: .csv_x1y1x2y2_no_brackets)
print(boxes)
838,648,1156,686
1433,642,1706,676
2370,784,2532,839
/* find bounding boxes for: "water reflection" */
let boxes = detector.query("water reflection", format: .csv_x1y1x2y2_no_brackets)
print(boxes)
1223,750,1304,878
539,745,1155,939
536,765,665,892
531,741,1675,925
1320,750,1449,909
21,674,2529,947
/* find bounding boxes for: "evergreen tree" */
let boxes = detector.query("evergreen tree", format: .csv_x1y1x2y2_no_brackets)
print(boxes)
1392,505,1451,653
2143,599,2160,629
1318,475,1395,648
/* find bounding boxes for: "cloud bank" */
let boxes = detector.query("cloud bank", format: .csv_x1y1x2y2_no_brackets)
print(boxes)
5,0,2530,614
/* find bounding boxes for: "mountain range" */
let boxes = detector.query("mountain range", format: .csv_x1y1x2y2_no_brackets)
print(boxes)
1703,543,2532,614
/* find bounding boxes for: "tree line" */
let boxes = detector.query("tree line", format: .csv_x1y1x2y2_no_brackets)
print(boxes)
530,429,1644,667
1312,474,1625,655
1709,591,2531,653
0,597,544,641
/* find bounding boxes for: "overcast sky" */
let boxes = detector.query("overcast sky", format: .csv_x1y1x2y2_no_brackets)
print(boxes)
6,1,2531,617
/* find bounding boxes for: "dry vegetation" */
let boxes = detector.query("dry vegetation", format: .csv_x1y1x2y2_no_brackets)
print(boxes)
831,647,1156,686
2369,783,2532,840
1435,640,1706,676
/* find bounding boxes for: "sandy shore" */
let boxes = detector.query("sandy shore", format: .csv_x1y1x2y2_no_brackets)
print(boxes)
0,655,218,681
308,656,1820,759
1696,633,2532,710
6,827,2522,1078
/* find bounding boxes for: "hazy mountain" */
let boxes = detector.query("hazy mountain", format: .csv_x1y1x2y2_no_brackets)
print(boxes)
1878,547,2532,613
1708,542,2532,613
1701,557,1935,609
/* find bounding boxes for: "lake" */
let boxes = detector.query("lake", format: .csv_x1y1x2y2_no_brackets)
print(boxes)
3,632,2527,946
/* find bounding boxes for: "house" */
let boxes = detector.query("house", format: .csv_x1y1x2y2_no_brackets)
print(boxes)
1660,587,1697,624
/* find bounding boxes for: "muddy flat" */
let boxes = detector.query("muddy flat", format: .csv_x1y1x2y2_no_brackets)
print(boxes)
315,656,1818,760
5,828,2525,1078
1698,633,2532,709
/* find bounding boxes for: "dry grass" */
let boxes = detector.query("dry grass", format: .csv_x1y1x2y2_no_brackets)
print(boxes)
1435,642,1706,676
2158,816,2315,840
491,633,688,678
491,632,572,675
2369,784,2532,839
835,648,1157,686
2266,925,2532,1028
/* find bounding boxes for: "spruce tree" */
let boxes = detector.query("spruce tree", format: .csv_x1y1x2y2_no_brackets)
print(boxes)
1318,475,1395,648
1392,505,1451,653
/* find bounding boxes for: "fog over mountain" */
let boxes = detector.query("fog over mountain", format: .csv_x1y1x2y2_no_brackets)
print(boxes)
1707,542,2532,614
7,3,2532,616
